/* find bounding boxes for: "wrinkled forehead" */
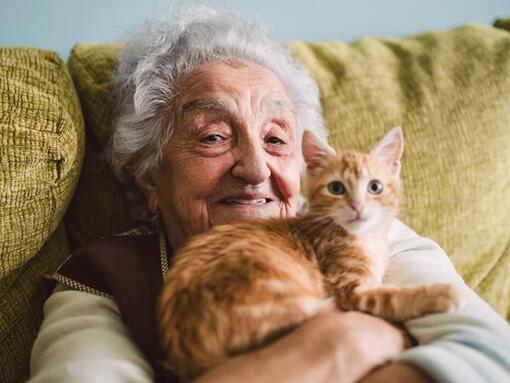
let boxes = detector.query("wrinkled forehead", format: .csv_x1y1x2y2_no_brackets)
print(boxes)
179,95,294,118
176,60,295,116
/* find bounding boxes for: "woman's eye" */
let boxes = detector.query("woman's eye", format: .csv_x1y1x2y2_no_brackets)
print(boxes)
368,180,384,195
201,134,225,143
266,136,285,145
327,181,345,195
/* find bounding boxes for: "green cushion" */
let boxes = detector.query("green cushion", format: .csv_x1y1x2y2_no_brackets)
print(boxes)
290,24,510,319
0,48,84,382
65,43,136,249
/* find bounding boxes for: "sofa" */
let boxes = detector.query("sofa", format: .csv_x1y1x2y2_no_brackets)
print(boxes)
1,20,509,383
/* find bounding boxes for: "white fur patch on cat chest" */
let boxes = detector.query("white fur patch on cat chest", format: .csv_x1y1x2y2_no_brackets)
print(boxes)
358,240,388,284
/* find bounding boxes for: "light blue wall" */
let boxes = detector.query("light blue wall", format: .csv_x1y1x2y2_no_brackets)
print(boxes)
0,0,508,59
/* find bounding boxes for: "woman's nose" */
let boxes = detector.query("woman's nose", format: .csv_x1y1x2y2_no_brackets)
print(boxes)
231,141,271,185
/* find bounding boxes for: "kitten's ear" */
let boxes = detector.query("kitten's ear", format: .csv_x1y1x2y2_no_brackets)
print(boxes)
302,130,336,173
370,126,404,175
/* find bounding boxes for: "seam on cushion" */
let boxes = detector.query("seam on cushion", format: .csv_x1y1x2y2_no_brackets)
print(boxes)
49,273,113,299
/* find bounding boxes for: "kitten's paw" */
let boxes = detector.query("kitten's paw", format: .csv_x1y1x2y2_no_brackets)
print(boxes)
448,284,467,311
425,283,465,314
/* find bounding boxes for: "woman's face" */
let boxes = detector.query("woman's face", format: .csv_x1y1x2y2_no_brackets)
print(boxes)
143,60,301,249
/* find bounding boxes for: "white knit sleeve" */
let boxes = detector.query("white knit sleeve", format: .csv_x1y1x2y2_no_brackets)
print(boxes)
387,219,510,383
29,283,154,383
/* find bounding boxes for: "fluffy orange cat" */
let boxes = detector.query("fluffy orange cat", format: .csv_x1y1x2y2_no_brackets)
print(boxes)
157,127,462,381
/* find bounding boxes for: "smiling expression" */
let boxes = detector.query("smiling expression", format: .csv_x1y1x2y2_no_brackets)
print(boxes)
142,60,301,249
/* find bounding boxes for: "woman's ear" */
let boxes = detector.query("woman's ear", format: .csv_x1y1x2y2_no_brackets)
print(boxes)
135,172,159,214
370,126,404,175
302,130,336,174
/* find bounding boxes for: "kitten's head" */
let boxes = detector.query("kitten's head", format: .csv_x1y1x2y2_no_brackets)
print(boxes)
302,127,403,235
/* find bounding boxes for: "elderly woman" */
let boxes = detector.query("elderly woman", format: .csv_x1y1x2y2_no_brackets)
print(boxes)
29,6,510,383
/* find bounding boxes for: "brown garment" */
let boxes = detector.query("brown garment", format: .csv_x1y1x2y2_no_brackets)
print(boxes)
51,229,179,383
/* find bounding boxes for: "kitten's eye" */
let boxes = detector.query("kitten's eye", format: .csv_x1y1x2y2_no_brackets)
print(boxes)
368,180,384,195
327,181,346,195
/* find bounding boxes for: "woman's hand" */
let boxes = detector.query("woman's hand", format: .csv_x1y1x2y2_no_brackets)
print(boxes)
359,362,434,383
194,309,410,383
317,310,412,382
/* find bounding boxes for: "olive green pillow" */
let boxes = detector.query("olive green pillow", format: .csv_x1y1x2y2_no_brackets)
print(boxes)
291,24,510,319
0,48,84,382
65,43,136,250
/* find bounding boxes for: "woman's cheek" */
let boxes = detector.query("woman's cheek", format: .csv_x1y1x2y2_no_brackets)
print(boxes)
270,157,301,202
185,153,235,196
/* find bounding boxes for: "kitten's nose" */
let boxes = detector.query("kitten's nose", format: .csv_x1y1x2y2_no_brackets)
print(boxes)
349,203,363,213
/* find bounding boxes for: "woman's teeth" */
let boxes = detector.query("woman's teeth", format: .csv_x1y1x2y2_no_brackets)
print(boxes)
225,198,267,205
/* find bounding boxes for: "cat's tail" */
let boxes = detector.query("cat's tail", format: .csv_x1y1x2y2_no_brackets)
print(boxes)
349,283,464,321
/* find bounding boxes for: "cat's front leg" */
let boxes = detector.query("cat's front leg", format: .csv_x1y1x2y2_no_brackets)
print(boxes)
319,247,381,313
352,283,465,321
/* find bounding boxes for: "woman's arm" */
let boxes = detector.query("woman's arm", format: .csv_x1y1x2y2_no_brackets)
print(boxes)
374,219,510,383
30,285,408,383
29,283,153,383
194,310,408,383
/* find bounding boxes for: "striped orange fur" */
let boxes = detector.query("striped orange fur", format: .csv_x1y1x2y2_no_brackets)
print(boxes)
157,127,462,381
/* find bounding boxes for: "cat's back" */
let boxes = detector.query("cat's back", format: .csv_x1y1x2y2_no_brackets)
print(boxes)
176,217,293,256
168,217,320,295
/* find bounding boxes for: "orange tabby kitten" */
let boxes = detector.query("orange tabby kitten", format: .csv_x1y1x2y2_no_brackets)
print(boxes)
157,127,462,381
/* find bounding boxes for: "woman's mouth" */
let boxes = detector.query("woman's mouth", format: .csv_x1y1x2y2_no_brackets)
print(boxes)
223,198,271,206
209,195,279,225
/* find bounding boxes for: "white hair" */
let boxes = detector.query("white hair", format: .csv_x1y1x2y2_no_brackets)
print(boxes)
110,4,326,221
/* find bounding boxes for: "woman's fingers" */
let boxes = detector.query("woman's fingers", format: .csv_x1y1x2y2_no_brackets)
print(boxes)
292,310,410,383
